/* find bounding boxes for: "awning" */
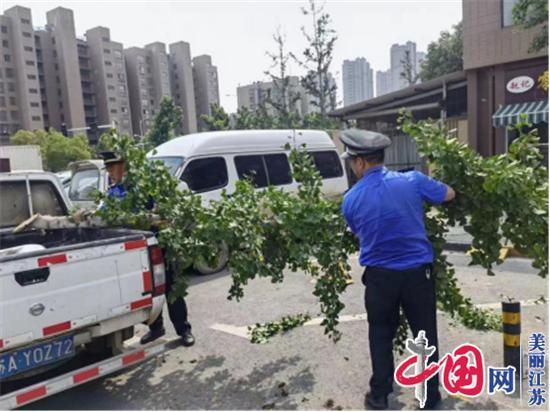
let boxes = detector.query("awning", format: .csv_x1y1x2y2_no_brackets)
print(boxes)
493,100,549,127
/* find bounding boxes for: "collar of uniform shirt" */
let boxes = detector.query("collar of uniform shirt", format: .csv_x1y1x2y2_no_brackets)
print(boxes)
362,165,385,177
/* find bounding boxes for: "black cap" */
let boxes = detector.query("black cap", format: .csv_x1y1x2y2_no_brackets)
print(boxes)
339,129,391,160
99,151,124,165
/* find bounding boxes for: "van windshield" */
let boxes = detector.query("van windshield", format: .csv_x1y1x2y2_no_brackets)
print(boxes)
149,157,185,176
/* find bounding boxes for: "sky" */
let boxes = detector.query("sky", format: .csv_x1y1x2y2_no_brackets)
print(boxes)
0,0,462,113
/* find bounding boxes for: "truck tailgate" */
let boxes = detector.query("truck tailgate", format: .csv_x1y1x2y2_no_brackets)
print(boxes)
0,237,153,350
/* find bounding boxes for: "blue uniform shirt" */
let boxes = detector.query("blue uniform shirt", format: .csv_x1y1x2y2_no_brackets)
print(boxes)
342,166,448,270
107,182,127,199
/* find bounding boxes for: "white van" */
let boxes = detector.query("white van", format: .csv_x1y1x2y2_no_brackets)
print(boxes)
147,129,348,204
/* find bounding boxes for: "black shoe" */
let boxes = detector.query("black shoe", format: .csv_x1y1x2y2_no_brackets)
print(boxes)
140,327,166,344
418,392,442,410
365,392,388,410
180,330,195,347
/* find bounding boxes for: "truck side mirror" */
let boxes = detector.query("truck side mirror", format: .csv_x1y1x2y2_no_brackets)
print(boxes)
178,180,190,192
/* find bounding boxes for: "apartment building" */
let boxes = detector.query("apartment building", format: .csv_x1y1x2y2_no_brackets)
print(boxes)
76,37,98,140
169,41,197,135
193,55,219,130
237,76,314,116
124,43,171,137
342,57,374,106
0,6,43,142
85,27,132,139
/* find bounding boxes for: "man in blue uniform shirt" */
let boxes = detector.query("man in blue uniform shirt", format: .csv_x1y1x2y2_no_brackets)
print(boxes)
100,151,195,347
339,130,455,410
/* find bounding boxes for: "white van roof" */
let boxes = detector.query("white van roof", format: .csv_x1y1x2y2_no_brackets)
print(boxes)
148,129,336,158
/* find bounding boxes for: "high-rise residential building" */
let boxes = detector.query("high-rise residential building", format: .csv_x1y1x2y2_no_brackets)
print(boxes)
342,58,374,106
168,41,197,135
193,55,219,130
0,6,43,142
1,4,223,143
237,76,322,117
375,41,424,97
416,51,426,75
375,69,392,97
41,7,86,134
124,42,171,137
85,27,132,140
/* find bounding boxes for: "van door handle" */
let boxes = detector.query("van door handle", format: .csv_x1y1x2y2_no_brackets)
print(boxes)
15,267,50,286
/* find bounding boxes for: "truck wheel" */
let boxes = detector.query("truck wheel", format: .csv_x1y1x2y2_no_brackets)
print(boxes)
194,242,229,275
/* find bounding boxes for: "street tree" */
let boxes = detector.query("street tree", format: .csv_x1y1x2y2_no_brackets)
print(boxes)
513,0,548,53
419,21,463,82
10,128,91,171
145,96,183,148
201,103,231,131
400,50,419,86
265,27,302,128
293,0,338,117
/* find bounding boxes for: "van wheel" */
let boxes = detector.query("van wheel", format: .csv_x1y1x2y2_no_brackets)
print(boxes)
194,242,229,275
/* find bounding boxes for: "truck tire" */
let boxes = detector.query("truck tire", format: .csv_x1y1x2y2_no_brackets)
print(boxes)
194,242,229,275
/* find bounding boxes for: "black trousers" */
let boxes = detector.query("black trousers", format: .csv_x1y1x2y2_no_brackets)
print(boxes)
149,259,192,336
363,264,440,400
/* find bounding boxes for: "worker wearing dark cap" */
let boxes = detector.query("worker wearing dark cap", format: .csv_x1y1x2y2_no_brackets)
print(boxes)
339,130,455,410
100,151,195,347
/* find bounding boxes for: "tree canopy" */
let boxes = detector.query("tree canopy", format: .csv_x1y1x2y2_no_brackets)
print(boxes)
145,96,183,148
419,21,463,82
513,0,548,53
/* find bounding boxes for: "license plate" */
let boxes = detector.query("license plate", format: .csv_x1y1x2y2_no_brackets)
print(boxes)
0,335,74,379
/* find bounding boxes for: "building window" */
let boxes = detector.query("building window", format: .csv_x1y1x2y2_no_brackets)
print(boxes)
119,85,126,94
1,26,7,34
105,60,112,66
109,97,116,102
106,73,113,78
30,102,40,107
121,106,128,114
31,115,41,121
10,110,18,120
24,46,33,52
9,96,16,105
7,83,15,92
22,31,32,38
25,60,35,66
502,0,520,27
0,96,5,107
2,40,8,48
110,109,117,114
6,68,14,78
29,88,38,94
20,18,31,24
107,85,115,90
104,48,111,54
114,50,122,59
117,73,125,82
0,111,6,121
4,54,10,63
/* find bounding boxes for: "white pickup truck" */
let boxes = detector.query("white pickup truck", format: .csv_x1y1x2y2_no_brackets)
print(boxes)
0,171,167,407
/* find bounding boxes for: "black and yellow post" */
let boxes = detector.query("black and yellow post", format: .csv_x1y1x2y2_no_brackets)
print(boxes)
502,301,521,379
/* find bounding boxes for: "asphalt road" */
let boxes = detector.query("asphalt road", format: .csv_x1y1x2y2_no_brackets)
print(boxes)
22,252,548,410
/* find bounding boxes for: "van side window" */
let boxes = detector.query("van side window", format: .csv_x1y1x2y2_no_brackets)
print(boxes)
309,151,343,179
264,154,292,185
234,155,268,188
181,157,228,192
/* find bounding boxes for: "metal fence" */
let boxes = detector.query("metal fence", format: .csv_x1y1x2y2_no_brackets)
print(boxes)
384,131,424,172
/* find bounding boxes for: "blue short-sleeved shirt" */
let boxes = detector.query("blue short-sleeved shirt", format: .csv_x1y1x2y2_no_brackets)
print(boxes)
342,166,448,270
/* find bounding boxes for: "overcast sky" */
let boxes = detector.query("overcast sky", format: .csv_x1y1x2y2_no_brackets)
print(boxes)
1,0,462,112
